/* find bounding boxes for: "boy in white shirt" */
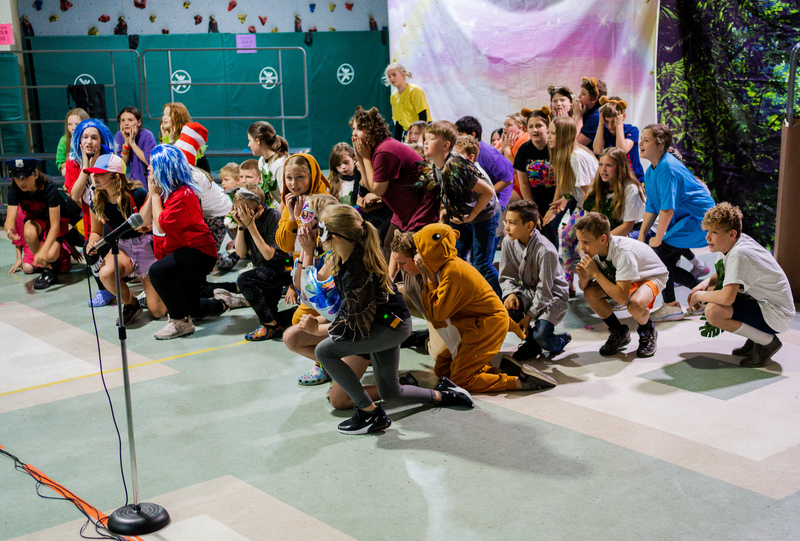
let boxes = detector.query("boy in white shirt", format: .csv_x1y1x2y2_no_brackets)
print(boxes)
575,212,669,357
688,203,795,367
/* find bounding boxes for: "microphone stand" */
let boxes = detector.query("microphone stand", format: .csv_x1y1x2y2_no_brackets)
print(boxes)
106,241,170,535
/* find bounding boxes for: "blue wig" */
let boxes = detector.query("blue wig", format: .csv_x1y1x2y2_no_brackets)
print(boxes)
150,144,200,199
69,118,115,165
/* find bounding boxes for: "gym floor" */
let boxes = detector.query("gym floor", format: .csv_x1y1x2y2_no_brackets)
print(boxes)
2,234,800,541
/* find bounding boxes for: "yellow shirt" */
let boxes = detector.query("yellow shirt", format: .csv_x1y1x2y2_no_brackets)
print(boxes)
390,83,432,130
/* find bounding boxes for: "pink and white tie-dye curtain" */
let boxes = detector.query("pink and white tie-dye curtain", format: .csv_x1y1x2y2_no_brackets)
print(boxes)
387,0,659,138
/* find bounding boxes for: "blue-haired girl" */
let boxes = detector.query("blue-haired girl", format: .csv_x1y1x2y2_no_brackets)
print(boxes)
65,118,117,305
145,145,223,339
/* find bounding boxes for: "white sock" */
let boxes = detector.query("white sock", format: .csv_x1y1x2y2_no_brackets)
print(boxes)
733,323,773,346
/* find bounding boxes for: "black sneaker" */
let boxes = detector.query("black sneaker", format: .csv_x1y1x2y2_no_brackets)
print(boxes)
434,377,474,408
399,372,419,387
119,303,144,326
499,356,557,389
599,326,631,356
636,326,658,357
337,405,391,435
740,337,782,368
33,268,58,290
732,339,755,356
512,336,542,361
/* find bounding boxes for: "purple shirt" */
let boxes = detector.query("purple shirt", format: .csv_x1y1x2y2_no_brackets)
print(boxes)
115,128,156,184
477,140,514,208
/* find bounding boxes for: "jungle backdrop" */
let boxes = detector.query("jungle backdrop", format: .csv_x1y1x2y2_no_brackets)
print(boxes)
658,0,800,248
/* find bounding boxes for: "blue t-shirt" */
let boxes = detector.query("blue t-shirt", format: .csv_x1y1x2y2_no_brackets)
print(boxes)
602,124,644,182
477,140,514,208
644,152,714,249
581,104,600,145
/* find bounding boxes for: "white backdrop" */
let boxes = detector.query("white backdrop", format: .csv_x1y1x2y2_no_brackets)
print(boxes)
387,0,659,140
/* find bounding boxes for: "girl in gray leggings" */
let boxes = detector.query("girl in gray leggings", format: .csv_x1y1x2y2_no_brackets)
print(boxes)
297,205,473,435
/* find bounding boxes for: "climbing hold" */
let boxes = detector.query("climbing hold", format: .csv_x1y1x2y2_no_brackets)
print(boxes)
183,1,190,8
248,25,256,33
149,14,157,22
345,3,353,11
162,28,169,34
294,14,302,32
114,16,127,35
329,26,335,31
99,15,110,22
194,15,203,24
61,0,73,11
88,26,99,36
259,15,267,25
329,3,335,12
238,14,247,23
33,0,43,11
228,0,237,11
134,0,146,9
49,14,59,22
310,3,316,12
271,27,278,33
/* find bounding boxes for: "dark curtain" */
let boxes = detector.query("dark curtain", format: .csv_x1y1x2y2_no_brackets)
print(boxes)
657,0,800,248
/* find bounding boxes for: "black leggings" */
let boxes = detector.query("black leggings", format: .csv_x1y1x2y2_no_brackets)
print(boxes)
149,247,222,320
654,241,700,304
237,266,292,324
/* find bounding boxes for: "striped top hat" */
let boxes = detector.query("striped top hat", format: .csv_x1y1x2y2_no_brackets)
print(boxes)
174,122,208,167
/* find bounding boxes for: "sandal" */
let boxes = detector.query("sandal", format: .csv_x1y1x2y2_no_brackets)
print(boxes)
89,289,116,307
298,365,331,386
245,324,283,341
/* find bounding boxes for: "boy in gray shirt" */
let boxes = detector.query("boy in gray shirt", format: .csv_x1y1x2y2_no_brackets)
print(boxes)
499,200,571,362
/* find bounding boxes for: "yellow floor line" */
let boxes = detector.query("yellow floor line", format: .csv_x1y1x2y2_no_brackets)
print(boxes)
0,340,249,397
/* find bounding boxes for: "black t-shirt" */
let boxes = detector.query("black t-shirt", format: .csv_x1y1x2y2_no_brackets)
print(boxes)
513,140,556,213
94,187,149,238
245,207,292,271
7,178,67,226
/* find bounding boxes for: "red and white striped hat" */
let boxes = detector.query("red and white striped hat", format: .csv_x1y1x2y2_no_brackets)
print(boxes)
174,121,208,167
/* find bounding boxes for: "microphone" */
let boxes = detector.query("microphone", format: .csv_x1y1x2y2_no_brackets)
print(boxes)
89,213,144,255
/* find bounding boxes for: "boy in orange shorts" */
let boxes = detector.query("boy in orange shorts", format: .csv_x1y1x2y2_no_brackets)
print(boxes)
575,212,668,357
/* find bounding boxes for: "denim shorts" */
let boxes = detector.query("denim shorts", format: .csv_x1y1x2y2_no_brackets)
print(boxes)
118,233,157,278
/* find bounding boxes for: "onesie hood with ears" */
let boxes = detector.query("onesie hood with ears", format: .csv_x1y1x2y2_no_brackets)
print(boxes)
413,223,460,275
280,152,331,203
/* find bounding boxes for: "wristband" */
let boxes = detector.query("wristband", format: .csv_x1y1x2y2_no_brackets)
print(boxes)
123,144,131,150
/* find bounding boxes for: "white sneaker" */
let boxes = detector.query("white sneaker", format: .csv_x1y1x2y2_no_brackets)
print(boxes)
685,303,705,316
650,303,685,322
213,288,250,310
154,317,195,340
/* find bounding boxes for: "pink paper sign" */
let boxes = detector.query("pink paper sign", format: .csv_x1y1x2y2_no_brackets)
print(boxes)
0,24,14,45
236,34,256,53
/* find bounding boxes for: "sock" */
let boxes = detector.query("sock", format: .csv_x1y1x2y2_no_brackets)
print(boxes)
733,323,773,346
637,319,654,333
603,313,626,334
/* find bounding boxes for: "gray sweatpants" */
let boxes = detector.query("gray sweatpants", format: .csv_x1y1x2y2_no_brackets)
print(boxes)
315,318,437,410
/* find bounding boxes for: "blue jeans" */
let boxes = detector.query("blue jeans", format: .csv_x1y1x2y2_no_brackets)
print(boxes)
453,212,501,297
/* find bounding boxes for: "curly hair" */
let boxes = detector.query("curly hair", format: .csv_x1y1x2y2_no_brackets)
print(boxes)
349,106,391,148
702,202,742,238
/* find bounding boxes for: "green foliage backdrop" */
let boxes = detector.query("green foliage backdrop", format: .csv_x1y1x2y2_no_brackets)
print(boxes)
657,0,800,248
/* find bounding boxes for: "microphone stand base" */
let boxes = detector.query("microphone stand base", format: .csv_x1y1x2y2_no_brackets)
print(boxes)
107,502,170,535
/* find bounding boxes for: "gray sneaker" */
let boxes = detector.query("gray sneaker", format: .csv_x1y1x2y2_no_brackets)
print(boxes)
154,317,195,340
213,288,250,310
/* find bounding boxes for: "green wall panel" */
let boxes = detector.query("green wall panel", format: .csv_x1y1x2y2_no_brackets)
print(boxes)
25,31,390,172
